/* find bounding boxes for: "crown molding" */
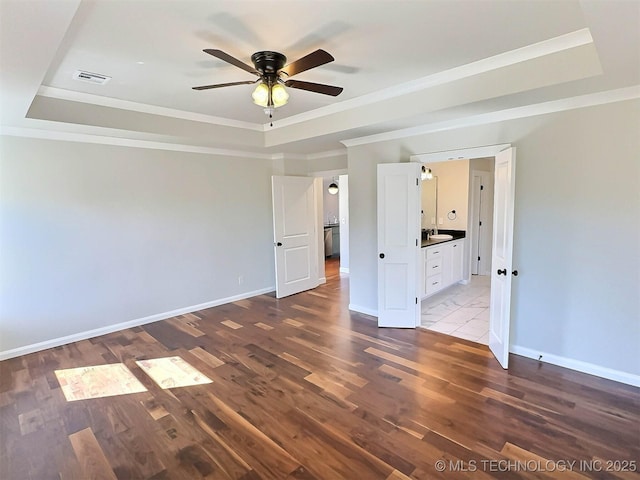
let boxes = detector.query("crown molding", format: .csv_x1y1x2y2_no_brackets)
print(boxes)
7,86,636,159
341,85,640,148
269,28,594,130
307,149,347,160
37,86,265,131
0,124,347,162
0,126,274,160
270,152,307,161
409,144,512,163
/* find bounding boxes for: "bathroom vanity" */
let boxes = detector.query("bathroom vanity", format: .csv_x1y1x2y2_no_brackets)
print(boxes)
422,238,464,298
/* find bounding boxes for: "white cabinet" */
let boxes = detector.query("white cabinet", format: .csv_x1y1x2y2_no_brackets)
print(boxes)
422,239,465,298
424,246,444,296
450,240,464,284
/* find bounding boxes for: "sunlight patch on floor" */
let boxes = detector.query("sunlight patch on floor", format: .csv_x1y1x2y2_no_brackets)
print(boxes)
136,356,212,389
55,363,147,401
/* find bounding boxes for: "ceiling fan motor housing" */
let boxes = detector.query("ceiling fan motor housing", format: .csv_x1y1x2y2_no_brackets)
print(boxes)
251,51,287,79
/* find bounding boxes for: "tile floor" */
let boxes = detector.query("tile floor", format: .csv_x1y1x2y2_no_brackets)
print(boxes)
420,275,491,344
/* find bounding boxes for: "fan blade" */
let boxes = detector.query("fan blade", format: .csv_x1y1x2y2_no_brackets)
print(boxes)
280,49,334,77
203,49,259,76
285,79,343,96
192,80,257,91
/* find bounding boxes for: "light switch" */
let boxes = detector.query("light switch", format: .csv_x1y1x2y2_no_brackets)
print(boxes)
439,217,444,225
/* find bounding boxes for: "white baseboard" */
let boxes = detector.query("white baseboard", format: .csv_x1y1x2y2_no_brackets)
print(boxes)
349,303,378,317
511,345,640,388
339,267,350,273
319,277,327,284
0,286,275,361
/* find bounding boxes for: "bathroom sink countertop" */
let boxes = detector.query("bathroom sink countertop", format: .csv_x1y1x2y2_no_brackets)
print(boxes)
421,230,465,248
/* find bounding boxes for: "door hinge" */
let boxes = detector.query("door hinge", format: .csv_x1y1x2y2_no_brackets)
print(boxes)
416,178,419,186
479,221,482,226
480,185,484,190
415,297,418,304
416,239,418,246
478,256,481,261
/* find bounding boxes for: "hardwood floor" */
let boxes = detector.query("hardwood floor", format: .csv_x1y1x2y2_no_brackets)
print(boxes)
1,258,639,479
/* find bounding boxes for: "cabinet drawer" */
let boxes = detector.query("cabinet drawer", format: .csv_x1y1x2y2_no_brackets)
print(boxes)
426,258,442,276
425,247,443,260
425,274,443,294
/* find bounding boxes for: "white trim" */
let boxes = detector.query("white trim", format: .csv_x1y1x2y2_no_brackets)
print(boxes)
349,304,378,317
410,144,511,163
271,152,307,161
38,86,265,131
0,287,274,361
511,345,640,388
319,277,327,284
0,126,274,160
0,125,350,162
342,85,640,147
12,86,638,159
339,267,350,274
306,149,347,160
270,29,594,129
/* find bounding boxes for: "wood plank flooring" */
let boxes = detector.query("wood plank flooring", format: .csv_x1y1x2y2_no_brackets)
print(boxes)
1,259,639,479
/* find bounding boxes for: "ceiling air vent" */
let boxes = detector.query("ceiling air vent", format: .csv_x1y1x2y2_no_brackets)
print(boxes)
72,70,111,85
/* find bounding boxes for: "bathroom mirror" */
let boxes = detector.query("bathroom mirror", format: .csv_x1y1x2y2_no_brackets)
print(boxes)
421,176,438,231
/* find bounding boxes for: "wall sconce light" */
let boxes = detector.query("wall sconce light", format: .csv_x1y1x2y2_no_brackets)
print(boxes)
421,165,433,180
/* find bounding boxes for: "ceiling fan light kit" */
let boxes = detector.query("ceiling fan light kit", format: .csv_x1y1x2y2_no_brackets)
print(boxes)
194,48,343,124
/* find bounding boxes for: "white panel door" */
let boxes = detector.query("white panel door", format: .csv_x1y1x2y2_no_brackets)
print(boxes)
489,147,516,368
377,163,421,328
272,176,319,298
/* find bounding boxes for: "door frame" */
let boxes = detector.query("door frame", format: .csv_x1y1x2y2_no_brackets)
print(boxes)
310,168,349,281
410,143,514,364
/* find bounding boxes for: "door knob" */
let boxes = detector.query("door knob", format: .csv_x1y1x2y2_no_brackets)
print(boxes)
276,242,282,246
379,253,385,259
497,268,507,276
512,270,519,276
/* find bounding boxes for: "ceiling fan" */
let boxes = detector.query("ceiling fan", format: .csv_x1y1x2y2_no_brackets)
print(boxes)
193,49,343,121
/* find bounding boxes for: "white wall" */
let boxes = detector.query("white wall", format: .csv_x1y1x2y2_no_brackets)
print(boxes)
348,99,640,379
0,136,276,355
307,154,347,173
429,159,469,230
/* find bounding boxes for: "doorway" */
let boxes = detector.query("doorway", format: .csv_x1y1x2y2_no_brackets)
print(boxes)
377,144,515,367
320,173,349,278
419,157,495,345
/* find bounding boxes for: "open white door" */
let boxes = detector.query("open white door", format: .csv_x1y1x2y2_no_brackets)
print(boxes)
377,163,421,328
272,176,319,298
489,147,516,368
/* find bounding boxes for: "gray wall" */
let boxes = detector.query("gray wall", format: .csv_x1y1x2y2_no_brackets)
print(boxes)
0,137,275,353
347,100,640,376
